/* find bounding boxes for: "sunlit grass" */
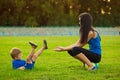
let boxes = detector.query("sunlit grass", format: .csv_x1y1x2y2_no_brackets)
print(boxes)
0,36,120,80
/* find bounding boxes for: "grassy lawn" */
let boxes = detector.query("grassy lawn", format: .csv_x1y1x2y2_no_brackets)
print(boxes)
0,36,120,80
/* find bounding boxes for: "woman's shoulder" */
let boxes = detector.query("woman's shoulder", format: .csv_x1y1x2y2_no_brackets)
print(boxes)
88,30,94,36
88,30,97,38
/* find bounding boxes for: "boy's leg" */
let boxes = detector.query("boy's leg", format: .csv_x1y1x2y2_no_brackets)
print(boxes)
32,40,48,61
26,41,37,63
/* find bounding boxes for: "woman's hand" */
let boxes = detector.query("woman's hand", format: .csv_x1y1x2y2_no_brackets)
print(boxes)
54,46,65,52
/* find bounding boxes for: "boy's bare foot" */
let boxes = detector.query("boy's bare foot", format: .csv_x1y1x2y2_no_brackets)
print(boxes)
43,40,48,49
29,41,38,49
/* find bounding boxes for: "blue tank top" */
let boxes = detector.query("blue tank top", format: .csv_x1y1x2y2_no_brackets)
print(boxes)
88,32,101,55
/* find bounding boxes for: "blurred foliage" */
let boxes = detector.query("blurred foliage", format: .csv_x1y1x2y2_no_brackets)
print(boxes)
0,0,119,27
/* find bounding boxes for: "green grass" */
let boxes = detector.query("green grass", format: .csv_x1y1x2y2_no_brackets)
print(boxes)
0,36,120,80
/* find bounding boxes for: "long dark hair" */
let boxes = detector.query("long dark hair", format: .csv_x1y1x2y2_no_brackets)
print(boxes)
79,12,94,43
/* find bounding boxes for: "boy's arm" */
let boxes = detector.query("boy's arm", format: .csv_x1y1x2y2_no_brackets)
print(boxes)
17,66,25,70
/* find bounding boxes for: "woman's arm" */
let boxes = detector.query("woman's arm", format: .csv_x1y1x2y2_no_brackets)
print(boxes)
54,31,94,52
63,39,86,50
54,39,86,52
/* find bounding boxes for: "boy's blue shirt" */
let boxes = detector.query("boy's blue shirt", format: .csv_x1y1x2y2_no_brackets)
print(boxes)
12,59,35,70
12,59,26,69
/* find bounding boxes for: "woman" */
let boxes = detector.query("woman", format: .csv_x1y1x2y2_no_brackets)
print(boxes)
54,12,101,70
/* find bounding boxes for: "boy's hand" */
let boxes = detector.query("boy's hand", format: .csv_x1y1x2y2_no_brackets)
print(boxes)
18,66,25,70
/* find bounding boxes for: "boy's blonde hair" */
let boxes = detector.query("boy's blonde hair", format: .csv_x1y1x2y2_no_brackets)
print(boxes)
10,47,21,59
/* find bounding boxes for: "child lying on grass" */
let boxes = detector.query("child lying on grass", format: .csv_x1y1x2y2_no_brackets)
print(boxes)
10,40,48,70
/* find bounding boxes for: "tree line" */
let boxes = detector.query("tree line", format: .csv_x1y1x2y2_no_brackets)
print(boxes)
0,0,119,27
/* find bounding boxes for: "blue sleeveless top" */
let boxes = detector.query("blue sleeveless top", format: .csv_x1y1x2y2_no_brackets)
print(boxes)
88,32,101,55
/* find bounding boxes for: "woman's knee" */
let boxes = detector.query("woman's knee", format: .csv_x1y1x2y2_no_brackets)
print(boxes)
72,47,82,54
68,47,82,56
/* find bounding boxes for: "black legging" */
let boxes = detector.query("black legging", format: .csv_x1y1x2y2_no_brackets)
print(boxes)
67,47,101,63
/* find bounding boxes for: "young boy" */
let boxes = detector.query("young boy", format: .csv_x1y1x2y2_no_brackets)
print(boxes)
10,40,48,70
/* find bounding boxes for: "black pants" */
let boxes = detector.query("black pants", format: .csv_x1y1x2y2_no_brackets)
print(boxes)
67,47,101,63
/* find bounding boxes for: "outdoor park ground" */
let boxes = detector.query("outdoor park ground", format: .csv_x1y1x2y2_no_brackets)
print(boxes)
0,36,120,80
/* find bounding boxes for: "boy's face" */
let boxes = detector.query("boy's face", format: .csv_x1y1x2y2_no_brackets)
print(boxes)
15,53,22,60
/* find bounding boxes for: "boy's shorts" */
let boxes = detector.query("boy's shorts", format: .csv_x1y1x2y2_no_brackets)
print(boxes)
25,59,35,70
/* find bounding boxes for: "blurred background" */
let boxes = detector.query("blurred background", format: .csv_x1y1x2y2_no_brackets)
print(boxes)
0,0,120,27
0,0,120,36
